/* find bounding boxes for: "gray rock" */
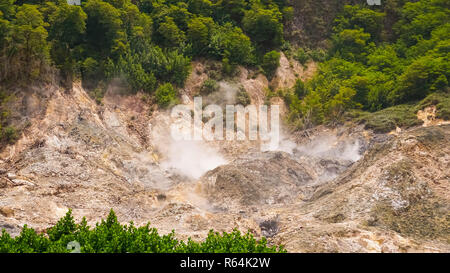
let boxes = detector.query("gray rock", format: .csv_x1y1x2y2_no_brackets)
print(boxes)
11,179,35,186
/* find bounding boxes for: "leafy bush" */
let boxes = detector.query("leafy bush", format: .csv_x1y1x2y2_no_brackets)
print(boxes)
293,79,307,99
0,210,286,253
140,46,191,87
114,54,157,93
308,48,327,62
210,23,255,66
389,55,448,104
157,16,186,48
221,57,237,77
201,78,219,95
1,126,17,144
354,104,423,133
155,83,178,108
187,16,214,56
293,48,309,65
236,87,251,106
262,50,280,79
88,82,107,105
287,90,324,129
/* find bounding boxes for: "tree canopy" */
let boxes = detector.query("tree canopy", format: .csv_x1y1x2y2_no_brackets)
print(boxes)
0,0,290,94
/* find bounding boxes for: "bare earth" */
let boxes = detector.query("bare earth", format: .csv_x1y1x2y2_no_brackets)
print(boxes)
0,61,449,253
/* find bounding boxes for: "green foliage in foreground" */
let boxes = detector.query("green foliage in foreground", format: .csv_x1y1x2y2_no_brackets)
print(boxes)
0,210,286,253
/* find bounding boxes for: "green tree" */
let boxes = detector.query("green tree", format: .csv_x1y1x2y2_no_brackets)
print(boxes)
114,52,157,93
48,3,86,88
120,2,152,39
84,0,123,58
155,83,178,108
0,0,15,20
367,45,402,75
187,0,212,17
0,9,12,81
294,79,307,99
213,0,247,24
390,55,449,103
261,50,280,79
394,0,449,47
187,16,214,56
331,28,372,62
157,16,186,48
0,209,285,253
334,5,385,42
13,4,49,79
325,86,359,120
139,46,190,86
242,6,283,49
210,23,254,65
301,91,324,127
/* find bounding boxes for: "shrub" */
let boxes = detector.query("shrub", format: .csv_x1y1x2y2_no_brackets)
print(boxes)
1,126,17,144
221,57,237,77
88,83,106,105
354,104,423,133
309,48,327,62
138,46,191,88
262,50,280,79
0,210,286,253
293,48,309,65
187,17,214,56
155,83,178,108
210,23,255,66
81,57,100,83
293,79,307,99
236,87,251,106
200,79,219,95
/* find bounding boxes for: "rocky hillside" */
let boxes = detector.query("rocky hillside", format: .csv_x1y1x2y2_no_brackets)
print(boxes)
0,55,448,252
273,125,450,252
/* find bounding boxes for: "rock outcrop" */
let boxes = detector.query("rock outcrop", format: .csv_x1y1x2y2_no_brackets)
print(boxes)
0,63,448,253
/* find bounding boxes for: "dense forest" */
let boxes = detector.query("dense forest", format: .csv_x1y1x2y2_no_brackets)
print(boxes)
0,0,291,92
0,0,448,137
285,0,449,130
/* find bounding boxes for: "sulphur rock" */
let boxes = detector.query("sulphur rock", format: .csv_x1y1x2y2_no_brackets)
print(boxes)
11,179,35,187
0,207,14,217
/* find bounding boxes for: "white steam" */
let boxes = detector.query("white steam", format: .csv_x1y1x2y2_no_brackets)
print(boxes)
160,139,227,179
296,135,361,162
263,131,362,162
151,112,227,180
261,131,297,154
